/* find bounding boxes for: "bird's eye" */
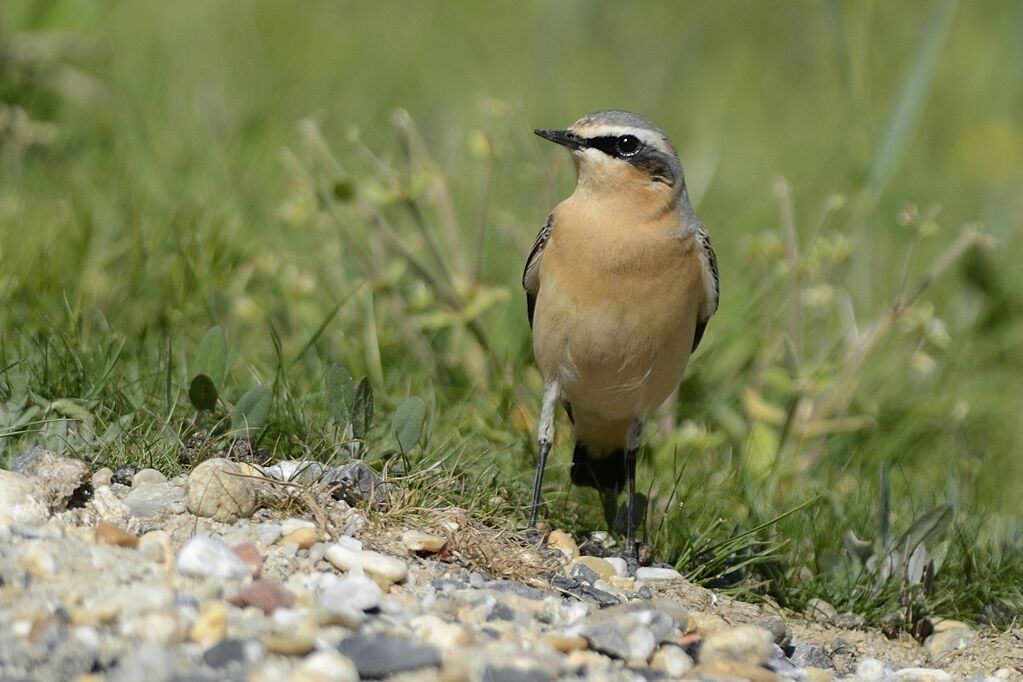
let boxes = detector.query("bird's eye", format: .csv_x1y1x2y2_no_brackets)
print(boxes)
615,135,641,156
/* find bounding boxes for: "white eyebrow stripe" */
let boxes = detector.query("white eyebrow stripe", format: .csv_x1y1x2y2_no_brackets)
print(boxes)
570,124,669,154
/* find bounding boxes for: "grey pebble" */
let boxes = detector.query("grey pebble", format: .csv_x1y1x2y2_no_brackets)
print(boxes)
336,634,441,679
124,481,187,519
481,668,554,682
790,643,833,669
321,460,385,506
202,638,263,668
112,464,141,486
485,580,548,601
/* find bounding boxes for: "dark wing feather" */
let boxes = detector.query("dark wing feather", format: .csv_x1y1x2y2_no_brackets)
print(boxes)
692,227,720,352
522,214,554,328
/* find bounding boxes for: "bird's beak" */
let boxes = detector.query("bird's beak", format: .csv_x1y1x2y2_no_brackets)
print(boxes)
534,128,585,150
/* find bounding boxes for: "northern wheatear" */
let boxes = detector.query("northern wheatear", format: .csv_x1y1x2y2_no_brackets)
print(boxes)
523,110,719,561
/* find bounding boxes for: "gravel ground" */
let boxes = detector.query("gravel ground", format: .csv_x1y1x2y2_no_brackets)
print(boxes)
1,448,1020,682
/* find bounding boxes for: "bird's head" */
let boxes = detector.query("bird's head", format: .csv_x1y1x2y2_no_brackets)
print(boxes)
535,110,685,202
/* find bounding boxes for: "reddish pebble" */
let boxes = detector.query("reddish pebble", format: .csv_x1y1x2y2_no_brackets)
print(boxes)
95,521,139,549
231,543,262,578
229,579,294,615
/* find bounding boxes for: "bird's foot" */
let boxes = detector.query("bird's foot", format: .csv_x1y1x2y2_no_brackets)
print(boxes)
624,543,641,576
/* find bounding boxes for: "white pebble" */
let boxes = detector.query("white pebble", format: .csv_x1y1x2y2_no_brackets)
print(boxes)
308,542,329,563
605,557,628,577
895,669,954,682
325,544,407,583
857,658,896,682
279,517,317,534
255,523,283,546
300,650,359,682
635,566,683,581
176,534,251,580
320,572,383,612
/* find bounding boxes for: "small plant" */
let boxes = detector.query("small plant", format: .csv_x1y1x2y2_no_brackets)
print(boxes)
324,361,428,468
186,326,273,452
823,464,953,638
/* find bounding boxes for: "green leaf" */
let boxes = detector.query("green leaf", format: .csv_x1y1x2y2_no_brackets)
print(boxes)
350,377,373,441
325,363,355,426
391,395,426,451
897,503,954,559
194,326,228,386
230,384,273,437
188,374,219,411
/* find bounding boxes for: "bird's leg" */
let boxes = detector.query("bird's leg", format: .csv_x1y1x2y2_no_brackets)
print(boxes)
527,381,560,532
623,420,644,573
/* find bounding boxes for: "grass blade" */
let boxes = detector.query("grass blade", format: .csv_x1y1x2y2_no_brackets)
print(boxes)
866,0,958,198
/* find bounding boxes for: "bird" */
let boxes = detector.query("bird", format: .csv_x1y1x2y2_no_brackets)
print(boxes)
522,110,719,562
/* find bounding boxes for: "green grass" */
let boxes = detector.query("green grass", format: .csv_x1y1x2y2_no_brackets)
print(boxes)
2,0,1022,631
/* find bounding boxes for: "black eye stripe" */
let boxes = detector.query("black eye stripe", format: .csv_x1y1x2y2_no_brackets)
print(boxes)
584,136,624,156
584,135,643,157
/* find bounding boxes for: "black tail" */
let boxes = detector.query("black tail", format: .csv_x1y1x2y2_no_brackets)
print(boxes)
570,442,627,490
572,442,647,536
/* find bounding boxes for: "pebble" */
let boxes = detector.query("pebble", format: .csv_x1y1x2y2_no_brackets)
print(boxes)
230,579,294,614
203,637,264,668
547,529,579,559
123,481,187,519
686,659,781,682
95,521,139,549
177,534,253,580
12,447,91,511
280,517,317,534
0,469,50,524
128,609,183,645
412,614,474,649
111,464,140,486
110,642,174,682
699,624,775,665
482,668,554,682
895,668,954,682
856,658,896,681
321,460,385,505
299,650,359,682
255,523,283,546
582,607,675,662
651,644,695,676
924,621,978,659
186,458,258,522
605,557,628,578
546,632,588,653
138,529,173,564
189,603,228,645
262,460,326,484
92,467,114,488
131,468,167,487
635,566,684,581
570,556,616,581
336,633,441,678
232,542,263,577
280,526,323,549
805,597,839,624
325,543,408,584
402,529,447,553
790,643,832,668
261,625,315,656
320,572,384,613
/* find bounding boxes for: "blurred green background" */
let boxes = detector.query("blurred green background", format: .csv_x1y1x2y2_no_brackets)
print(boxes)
2,0,1022,624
